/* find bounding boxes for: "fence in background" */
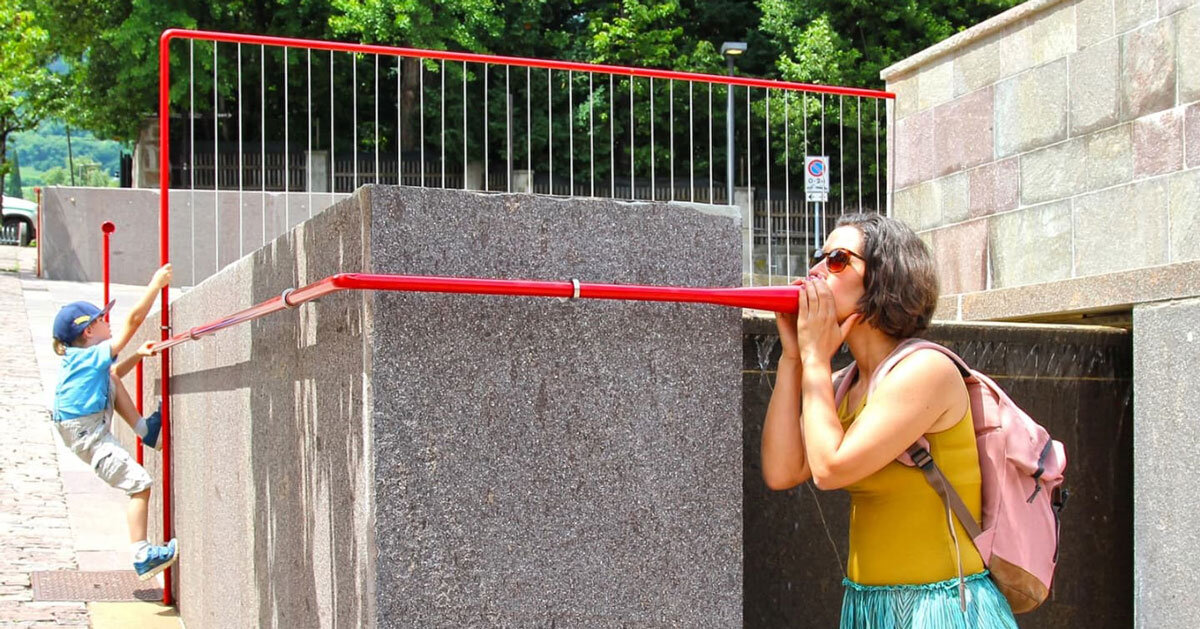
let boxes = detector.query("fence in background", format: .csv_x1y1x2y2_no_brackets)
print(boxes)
159,30,893,288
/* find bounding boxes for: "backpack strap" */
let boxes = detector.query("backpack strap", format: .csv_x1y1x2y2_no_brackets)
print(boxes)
906,444,983,540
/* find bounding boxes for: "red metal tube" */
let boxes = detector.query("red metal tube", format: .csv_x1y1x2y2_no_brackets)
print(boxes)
102,222,115,321
135,362,144,466
149,273,805,353
160,29,894,100
157,30,174,606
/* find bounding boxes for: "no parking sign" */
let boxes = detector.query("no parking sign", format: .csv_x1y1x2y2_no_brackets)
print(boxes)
805,156,829,202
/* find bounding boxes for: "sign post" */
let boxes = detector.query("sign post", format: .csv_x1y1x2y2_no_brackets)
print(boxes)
805,156,829,250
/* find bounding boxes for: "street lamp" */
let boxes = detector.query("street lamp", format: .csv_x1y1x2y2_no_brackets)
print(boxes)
720,42,747,206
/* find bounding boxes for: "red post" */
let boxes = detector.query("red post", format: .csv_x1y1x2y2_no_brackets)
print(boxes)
135,362,144,466
158,30,175,606
101,222,115,320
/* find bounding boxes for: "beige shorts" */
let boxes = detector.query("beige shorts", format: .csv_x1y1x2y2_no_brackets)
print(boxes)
53,389,152,496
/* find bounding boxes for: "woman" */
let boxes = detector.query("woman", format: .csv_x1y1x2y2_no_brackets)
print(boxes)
761,213,1017,628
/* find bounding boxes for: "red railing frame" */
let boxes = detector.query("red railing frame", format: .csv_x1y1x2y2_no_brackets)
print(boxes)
157,27,892,606
101,222,115,321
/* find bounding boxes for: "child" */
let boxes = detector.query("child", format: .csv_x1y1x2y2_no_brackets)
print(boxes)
50,263,178,581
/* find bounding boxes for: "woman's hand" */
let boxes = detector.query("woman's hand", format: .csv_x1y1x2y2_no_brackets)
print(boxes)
795,277,860,367
773,278,806,361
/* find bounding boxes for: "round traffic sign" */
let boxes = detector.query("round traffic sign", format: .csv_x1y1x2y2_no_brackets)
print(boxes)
807,160,826,177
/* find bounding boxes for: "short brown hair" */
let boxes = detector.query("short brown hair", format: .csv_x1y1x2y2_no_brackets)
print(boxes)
836,213,939,338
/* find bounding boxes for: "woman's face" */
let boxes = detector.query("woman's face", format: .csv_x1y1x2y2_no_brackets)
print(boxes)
807,226,867,323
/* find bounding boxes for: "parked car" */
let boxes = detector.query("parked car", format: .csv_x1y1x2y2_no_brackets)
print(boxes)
2,195,37,246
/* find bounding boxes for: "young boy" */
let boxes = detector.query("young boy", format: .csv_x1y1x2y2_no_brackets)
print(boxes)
50,263,178,581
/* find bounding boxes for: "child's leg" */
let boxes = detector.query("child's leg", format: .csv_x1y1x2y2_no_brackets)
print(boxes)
128,488,150,542
110,373,140,430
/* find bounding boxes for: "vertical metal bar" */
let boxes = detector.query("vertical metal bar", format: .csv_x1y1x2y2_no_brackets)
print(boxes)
398,56,402,186
609,74,614,198
284,47,289,227
419,60,425,187
237,43,243,258
708,84,713,204
818,93,825,249
374,55,379,186
442,60,446,188
190,41,195,284
569,70,574,195
650,77,655,200
214,42,219,273
857,96,862,212
527,67,531,193
547,68,552,193
330,52,334,199
839,95,844,215
506,64,511,193
747,86,752,286
725,84,733,208
689,81,694,202
589,72,594,197
484,63,488,191
261,45,265,246
875,98,880,212
785,91,790,280
765,88,771,286
307,49,312,216
353,54,358,190
802,91,808,267
463,61,468,189
669,80,674,200
629,77,634,199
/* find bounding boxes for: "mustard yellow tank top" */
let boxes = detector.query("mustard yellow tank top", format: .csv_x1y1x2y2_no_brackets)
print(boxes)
838,390,985,585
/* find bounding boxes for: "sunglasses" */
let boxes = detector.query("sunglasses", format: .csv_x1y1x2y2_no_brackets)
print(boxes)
811,247,866,273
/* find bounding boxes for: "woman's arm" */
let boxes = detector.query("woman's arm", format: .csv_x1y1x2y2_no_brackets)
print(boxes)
761,355,812,490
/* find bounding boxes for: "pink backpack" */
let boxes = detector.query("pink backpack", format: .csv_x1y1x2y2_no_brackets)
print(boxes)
833,339,1068,614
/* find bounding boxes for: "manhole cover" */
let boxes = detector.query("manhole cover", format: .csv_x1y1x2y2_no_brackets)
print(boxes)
31,571,163,602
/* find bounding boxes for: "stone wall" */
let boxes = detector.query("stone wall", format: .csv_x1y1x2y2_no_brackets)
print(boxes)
883,0,1200,303
743,317,1133,628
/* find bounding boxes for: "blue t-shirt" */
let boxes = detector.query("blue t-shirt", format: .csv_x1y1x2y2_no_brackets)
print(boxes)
54,340,113,420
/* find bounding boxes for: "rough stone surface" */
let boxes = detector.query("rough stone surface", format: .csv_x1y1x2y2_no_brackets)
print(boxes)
940,172,971,225
744,317,1133,629
1077,0,1116,48
1021,124,1132,205
1073,178,1170,276
988,200,1073,288
1029,3,1078,64
1069,37,1121,136
998,19,1037,81
995,59,1069,158
1180,4,1200,104
969,157,1020,218
1133,297,1200,629
1121,20,1177,121
1133,109,1185,178
1162,0,1200,16
368,187,743,627
894,181,940,231
894,109,936,189
1115,0,1159,33
1188,103,1200,168
917,58,955,112
1169,168,1200,262
934,87,994,178
952,35,1002,97
891,71,919,120
931,218,988,294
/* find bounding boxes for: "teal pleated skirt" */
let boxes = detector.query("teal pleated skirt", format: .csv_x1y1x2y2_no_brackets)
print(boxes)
840,571,1019,629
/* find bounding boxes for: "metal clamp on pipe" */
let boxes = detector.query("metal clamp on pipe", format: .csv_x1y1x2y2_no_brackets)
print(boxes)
188,329,201,341
281,288,298,309
571,279,581,299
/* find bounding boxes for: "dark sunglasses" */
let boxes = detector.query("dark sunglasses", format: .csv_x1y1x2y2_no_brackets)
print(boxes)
811,247,866,273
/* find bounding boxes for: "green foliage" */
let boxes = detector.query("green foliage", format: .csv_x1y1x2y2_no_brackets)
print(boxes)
10,120,122,175
4,149,22,197
1,0,64,195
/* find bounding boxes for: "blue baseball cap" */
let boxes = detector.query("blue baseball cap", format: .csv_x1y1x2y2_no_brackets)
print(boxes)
52,300,115,344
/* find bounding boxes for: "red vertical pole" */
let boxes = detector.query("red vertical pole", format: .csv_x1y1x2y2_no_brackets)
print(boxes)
135,362,144,465
101,222,115,320
34,187,43,277
158,30,175,606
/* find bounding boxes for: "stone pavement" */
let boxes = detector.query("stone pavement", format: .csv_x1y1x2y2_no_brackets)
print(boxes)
1,266,182,628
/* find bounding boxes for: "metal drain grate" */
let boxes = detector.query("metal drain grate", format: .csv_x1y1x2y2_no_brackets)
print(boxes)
31,571,163,602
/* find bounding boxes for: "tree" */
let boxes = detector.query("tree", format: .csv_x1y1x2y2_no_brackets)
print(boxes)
0,0,63,199
4,149,23,197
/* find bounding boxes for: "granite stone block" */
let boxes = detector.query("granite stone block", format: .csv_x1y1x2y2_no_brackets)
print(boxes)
969,157,1020,218
995,59,1069,158
1133,109,1184,178
988,200,1073,288
1179,4,1200,103
1030,3,1078,65
1168,168,1200,261
1133,297,1200,629
934,87,994,178
894,109,936,189
931,219,988,294
1188,103,1200,168
918,58,955,112
1021,124,1132,205
1069,38,1121,136
894,181,941,231
1073,178,1170,276
1077,0,1117,48
1121,20,1177,121
999,20,1037,81
891,71,919,120
1115,0,1159,33
940,172,971,225
952,36,1002,98
368,187,743,627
